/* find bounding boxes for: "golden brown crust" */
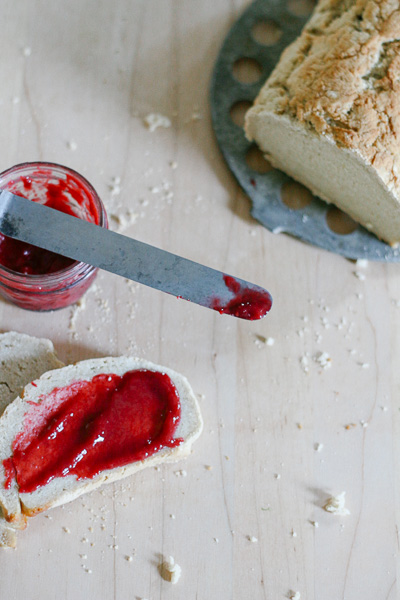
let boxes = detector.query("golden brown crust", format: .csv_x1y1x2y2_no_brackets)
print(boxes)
250,0,400,197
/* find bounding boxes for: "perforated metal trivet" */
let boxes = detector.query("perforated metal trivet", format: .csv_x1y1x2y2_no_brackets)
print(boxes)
210,0,400,262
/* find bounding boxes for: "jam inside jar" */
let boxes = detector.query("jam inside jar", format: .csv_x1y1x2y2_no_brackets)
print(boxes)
0,162,108,311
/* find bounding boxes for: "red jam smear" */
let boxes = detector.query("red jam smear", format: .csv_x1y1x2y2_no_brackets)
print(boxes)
0,170,101,275
211,275,272,320
5,369,182,494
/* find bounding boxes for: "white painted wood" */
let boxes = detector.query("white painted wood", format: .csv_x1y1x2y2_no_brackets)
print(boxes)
0,1,398,599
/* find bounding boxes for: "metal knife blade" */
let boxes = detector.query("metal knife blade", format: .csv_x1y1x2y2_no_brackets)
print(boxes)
0,190,272,320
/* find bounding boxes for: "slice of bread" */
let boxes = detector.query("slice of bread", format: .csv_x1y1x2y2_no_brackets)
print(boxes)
245,0,400,246
0,332,63,547
0,356,202,537
0,331,64,416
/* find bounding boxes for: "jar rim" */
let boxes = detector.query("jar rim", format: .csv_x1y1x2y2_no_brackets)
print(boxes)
0,161,107,283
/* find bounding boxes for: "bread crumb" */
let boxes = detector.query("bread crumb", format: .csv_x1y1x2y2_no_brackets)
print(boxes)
300,354,309,373
314,351,332,369
160,555,181,584
169,160,178,169
204,465,212,471
248,535,258,543
125,555,133,562
354,271,366,281
67,140,78,151
290,529,297,537
323,492,350,516
310,521,319,528
174,469,187,477
109,176,121,197
274,473,281,479
355,259,368,268
344,423,356,430
314,443,323,452
144,113,171,132
63,527,71,534
289,592,301,600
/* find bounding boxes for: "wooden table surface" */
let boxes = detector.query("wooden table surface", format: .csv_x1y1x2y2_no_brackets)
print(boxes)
0,1,399,599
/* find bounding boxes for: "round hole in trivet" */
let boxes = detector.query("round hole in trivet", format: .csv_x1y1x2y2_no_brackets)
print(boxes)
252,20,283,46
230,100,253,128
326,206,358,235
281,181,313,210
232,57,263,84
245,145,273,173
287,0,316,17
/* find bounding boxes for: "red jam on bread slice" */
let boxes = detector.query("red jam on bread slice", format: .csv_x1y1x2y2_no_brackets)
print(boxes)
4,369,182,494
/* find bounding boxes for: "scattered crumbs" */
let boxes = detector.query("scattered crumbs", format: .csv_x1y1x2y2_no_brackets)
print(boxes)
144,113,171,132
310,521,319,528
88,526,94,533
323,492,350,516
355,259,368,269
290,529,297,538
160,556,182,584
354,271,366,281
300,354,309,374
360,420,369,428
224,455,230,461
314,351,332,369
289,592,301,600
174,469,187,477
67,140,78,151
68,296,87,332
81,537,89,543
274,473,281,480
248,536,258,543
125,555,133,562
204,465,213,471
213,537,219,543
297,423,303,430
110,210,138,232
85,568,92,574
314,443,324,452
261,507,271,511
344,423,357,430
360,362,370,369
63,527,71,534
23,46,32,57
109,176,122,196
80,553,88,559
170,514,176,520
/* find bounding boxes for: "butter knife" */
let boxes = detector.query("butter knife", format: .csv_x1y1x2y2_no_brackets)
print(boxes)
0,190,272,320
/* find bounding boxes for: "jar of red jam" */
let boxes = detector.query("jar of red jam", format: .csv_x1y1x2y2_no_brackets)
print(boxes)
0,162,108,311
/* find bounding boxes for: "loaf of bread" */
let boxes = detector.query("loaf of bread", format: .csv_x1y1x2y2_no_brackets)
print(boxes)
0,356,202,538
0,332,63,547
245,0,400,246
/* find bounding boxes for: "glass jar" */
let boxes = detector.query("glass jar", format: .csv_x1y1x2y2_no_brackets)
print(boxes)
0,162,108,311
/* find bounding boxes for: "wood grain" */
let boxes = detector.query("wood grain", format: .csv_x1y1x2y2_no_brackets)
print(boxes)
0,1,398,599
